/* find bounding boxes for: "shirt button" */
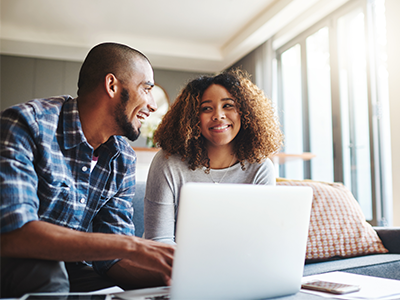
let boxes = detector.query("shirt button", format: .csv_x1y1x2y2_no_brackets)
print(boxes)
80,198,86,204
82,166,88,172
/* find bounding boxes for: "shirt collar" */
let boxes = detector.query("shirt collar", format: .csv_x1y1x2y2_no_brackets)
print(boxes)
62,97,87,150
62,97,121,158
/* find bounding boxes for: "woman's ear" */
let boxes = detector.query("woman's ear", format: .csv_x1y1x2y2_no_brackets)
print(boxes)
104,73,118,98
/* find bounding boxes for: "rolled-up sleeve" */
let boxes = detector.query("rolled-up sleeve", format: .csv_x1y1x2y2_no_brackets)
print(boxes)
1,106,40,234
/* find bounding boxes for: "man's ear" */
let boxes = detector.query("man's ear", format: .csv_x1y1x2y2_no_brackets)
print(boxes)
104,73,119,98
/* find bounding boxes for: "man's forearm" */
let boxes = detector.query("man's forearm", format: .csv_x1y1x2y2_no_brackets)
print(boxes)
1,220,135,262
0,220,175,282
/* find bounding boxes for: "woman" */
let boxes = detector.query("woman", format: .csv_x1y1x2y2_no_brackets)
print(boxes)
144,69,283,244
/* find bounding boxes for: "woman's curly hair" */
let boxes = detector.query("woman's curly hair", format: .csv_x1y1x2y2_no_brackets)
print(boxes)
153,68,283,172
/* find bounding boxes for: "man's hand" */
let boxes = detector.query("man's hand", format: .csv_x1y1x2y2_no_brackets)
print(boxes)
106,238,175,289
124,237,175,285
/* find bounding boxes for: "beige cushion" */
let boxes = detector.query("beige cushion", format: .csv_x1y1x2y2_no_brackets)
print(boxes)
276,178,388,261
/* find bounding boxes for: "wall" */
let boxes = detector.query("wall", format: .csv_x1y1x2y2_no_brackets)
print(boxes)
0,54,208,147
230,41,273,98
153,68,210,104
0,55,82,110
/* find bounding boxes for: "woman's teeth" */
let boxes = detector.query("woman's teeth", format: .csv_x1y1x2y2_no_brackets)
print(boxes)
211,125,229,130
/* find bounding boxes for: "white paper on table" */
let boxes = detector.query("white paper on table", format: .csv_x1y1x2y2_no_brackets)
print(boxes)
88,286,125,294
301,272,400,300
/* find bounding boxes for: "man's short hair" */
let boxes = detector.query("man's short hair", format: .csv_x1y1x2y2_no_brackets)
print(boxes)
77,42,150,96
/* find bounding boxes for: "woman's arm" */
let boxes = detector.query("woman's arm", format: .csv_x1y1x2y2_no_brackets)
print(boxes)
253,158,276,185
144,151,178,245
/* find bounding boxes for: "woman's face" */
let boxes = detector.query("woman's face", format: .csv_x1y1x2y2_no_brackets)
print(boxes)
199,84,241,148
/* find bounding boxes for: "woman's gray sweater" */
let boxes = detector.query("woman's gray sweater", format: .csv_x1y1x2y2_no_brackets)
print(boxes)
144,149,276,244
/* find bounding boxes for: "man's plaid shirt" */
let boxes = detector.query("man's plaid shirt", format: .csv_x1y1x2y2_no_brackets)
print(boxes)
0,96,137,274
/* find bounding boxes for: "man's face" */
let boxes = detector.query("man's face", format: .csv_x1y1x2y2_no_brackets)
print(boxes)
113,59,156,141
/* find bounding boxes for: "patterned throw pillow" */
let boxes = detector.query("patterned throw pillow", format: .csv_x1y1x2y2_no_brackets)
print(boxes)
276,178,388,261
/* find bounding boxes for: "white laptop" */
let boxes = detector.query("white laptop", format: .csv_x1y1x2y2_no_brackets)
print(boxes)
115,182,313,300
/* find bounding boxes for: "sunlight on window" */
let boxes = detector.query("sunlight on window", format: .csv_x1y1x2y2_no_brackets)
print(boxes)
370,0,392,225
281,44,303,179
338,10,372,220
306,27,334,182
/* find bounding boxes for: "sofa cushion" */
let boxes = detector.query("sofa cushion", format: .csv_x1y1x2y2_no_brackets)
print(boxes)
276,178,388,261
304,254,400,280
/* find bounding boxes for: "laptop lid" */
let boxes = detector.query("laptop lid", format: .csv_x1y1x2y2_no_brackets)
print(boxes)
170,182,313,300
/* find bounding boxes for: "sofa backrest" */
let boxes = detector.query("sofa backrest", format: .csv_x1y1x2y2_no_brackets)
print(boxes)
132,181,146,237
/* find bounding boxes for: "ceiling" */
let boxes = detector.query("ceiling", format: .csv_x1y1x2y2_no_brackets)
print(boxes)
0,0,349,73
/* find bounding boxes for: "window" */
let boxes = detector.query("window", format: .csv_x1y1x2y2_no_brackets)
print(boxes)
337,8,373,219
275,0,390,225
306,27,334,183
280,44,303,180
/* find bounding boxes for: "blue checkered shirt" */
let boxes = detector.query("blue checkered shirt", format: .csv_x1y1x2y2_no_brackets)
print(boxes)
0,96,137,274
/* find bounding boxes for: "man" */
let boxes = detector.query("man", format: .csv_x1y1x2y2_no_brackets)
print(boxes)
0,42,175,298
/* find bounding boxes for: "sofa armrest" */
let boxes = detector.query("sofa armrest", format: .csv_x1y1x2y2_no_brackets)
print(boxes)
374,227,400,254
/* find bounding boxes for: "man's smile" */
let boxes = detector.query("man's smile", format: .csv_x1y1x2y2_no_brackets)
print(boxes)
137,110,150,122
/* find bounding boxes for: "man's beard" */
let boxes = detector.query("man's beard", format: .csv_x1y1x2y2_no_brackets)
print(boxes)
114,88,141,141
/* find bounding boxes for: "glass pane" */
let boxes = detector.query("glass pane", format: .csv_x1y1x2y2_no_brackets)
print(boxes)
281,44,303,179
372,0,392,225
338,10,373,219
272,57,281,177
306,27,334,182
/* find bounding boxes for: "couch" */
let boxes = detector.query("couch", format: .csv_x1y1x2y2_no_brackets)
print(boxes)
132,180,400,299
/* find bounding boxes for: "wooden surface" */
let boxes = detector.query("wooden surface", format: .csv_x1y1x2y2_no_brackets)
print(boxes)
132,148,316,181
271,152,316,164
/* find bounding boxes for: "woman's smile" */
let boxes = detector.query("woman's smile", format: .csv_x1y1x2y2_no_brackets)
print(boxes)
209,123,231,131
